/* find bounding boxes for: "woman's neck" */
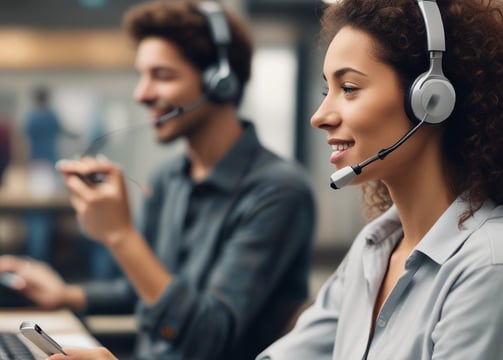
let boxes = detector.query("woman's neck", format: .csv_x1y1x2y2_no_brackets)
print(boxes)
385,157,456,249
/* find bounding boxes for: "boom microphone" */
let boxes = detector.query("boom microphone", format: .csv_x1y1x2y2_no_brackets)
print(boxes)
155,95,207,126
329,103,435,190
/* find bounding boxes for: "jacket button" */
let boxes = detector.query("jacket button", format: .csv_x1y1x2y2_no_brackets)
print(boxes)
160,326,176,339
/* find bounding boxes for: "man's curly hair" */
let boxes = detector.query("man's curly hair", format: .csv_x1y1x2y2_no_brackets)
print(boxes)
123,0,254,105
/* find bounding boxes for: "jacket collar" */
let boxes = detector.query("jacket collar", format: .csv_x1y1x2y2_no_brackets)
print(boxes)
177,120,261,194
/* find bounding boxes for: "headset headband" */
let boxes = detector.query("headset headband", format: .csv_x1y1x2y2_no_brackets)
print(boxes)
196,1,231,46
195,1,240,103
417,0,446,52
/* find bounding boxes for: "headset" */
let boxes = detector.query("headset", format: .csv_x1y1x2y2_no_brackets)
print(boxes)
155,1,240,126
195,1,240,103
407,0,456,124
330,0,457,189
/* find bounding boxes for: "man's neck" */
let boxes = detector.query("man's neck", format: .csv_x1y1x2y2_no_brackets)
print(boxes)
187,107,242,182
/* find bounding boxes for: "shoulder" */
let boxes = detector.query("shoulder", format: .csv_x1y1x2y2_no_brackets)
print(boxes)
445,208,503,281
246,148,314,195
149,154,186,182
227,150,316,220
468,212,503,266
143,154,186,197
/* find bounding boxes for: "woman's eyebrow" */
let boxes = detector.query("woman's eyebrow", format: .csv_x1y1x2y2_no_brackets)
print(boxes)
334,67,368,79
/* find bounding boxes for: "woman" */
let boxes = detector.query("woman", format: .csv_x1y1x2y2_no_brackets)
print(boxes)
257,0,503,359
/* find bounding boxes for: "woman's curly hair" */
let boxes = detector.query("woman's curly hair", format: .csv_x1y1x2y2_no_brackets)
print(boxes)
321,0,503,223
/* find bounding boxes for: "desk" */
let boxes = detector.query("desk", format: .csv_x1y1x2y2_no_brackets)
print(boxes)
0,164,80,267
0,192,72,213
0,308,100,359
0,164,72,213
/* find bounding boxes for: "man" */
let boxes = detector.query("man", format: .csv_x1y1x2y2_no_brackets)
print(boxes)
0,1,316,359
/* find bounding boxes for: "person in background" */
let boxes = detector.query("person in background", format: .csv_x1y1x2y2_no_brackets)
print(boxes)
25,86,65,169
22,86,76,262
0,92,15,185
0,114,11,186
256,0,503,359
0,1,316,359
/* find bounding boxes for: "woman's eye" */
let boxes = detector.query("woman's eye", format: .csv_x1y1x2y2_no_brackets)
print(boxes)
342,86,357,94
322,83,357,96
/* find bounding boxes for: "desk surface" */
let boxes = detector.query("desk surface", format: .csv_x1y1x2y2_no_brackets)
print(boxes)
0,192,71,210
0,164,72,211
0,308,100,358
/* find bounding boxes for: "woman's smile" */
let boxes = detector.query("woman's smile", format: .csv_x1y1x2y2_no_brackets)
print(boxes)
328,139,355,164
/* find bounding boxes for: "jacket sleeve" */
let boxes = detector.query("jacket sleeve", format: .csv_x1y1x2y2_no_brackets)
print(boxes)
136,171,316,359
80,168,166,315
82,277,137,314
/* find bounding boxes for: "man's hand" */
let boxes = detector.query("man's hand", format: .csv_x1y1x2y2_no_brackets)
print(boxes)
56,156,135,247
0,255,84,310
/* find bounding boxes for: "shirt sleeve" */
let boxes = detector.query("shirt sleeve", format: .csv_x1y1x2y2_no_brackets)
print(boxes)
136,173,316,359
256,256,348,360
431,263,503,359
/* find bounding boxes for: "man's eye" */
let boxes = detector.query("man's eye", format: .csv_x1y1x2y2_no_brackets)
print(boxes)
322,87,329,97
153,69,175,81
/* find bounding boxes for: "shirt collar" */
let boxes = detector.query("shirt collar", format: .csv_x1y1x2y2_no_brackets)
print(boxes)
363,196,500,265
179,119,261,194
363,205,402,246
416,197,498,264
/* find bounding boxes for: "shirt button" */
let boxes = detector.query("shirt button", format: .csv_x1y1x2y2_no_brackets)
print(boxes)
377,317,386,327
365,236,376,245
160,326,176,339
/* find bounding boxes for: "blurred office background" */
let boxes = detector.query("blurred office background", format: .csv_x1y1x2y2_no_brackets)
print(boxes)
0,0,364,353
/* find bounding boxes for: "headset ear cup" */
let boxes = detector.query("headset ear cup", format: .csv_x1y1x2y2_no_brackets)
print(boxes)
196,2,240,104
405,77,421,124
202,65,240,103
408,74,456,124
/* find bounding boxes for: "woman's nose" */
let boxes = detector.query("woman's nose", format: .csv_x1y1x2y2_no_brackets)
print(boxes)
310,97,341,130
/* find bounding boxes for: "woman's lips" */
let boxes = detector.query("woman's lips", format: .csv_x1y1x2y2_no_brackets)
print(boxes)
329,141,354,164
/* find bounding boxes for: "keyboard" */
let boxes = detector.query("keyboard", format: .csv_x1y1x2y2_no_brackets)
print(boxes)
0,332,36,360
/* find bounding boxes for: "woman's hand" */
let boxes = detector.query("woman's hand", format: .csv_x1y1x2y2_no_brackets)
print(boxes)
47,347,118,360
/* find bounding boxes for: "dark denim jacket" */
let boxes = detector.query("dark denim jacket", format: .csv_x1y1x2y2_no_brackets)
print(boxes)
84,121,316,360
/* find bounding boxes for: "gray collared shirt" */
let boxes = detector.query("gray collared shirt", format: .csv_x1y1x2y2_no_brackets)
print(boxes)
258,197,503,360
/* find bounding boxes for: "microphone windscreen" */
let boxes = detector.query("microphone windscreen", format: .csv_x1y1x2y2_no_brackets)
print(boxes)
330,166,358,189
155,107,184,126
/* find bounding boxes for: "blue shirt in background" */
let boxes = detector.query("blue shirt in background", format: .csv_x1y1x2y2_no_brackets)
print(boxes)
25,108,62,166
